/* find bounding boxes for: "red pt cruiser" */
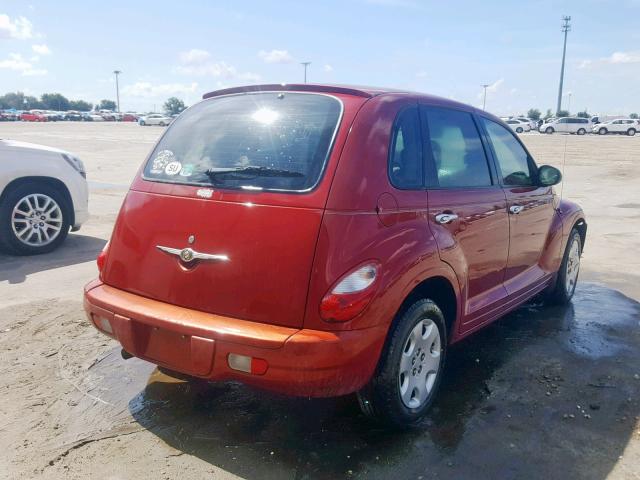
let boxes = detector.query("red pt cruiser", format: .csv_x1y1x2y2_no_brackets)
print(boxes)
84,84,586,426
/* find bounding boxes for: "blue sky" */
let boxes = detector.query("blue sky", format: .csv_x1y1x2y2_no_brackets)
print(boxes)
1,0,639,115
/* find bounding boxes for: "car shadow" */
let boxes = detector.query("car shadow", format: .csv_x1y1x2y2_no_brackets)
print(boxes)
123,283,640,479
0,234,107,284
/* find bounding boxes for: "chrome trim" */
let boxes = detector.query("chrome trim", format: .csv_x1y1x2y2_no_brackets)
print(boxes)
156,245,229,263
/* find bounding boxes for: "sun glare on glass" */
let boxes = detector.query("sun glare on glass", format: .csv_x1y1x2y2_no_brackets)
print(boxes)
251,108,279,125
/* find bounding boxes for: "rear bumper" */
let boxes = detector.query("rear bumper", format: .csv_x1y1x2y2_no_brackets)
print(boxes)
83,280,387,397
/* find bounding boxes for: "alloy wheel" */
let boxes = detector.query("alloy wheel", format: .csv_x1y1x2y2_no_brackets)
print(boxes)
11,193,63,247
565,238,580,296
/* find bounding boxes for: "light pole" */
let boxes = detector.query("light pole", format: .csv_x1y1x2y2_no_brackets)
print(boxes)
300,62,311,83
113,70,122,112
481,84,490,110
556,16,571,115
566,92,572,114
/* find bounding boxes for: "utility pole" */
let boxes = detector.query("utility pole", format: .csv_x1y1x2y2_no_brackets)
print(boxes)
556,16,571,115
113,70,122,112
300,62,311,83
481,84,490,110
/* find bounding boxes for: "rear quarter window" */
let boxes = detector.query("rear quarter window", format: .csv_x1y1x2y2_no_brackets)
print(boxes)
143,92,342,192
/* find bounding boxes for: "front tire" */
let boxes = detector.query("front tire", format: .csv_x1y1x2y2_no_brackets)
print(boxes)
627,128,636,136
159,121,166,126
546,127,554,134
357,299,446,428
0,183,70,255
545,228,582,305
516,127,523,133
139,121,146,126
599,128,607,135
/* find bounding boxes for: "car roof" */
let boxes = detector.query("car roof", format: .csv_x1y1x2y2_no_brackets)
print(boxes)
201,83,485,115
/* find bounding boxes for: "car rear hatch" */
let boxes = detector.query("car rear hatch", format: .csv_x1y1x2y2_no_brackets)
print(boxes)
101,89,365,329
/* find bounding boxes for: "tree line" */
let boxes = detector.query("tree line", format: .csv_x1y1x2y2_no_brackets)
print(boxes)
0,91,116,112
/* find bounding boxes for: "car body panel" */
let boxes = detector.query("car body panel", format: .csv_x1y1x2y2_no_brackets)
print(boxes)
0,140,89,229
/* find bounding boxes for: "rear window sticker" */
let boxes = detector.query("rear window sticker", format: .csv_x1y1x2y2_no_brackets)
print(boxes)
150,149,174,173
180,163,194,177
165,161,182,176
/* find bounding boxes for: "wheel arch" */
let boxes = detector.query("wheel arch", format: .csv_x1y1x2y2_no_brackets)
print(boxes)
0,176,75,225
394,275,458,344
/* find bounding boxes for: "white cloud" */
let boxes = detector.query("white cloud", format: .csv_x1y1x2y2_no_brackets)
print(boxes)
487,78,504,93
122,82,199,98
31,43,50,55
608,51,640,64
174,49,260,82
0,14,33,40
0,52,46,76
258,49,294,64
324,64,333,72
180,48,211,65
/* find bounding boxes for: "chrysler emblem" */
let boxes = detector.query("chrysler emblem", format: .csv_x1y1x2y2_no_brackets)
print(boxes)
156,245,229,264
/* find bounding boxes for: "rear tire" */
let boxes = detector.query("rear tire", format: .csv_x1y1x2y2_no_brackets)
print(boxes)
627,128,636,136
546,127,554,134
159,121,166,126
577,128,586,135
545,228,582,305
0,182,71,255
139,121,146,126
357,299,447,428
516,127,523,133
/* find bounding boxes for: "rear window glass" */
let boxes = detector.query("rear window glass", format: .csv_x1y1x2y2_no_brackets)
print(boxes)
143,92,342,192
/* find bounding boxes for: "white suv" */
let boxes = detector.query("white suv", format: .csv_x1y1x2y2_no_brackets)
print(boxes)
0,140,89,255
539,117,591,135
593,119,639,136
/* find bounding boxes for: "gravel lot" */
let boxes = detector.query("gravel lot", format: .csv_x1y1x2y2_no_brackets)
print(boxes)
0,122,639,480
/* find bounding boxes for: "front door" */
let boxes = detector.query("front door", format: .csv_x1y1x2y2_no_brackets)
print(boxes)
420,105,510,329
480,117,555,294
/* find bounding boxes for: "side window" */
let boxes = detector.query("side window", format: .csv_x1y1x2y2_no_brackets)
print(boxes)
422,107,492,188
481,118,534,187
388,106,423,189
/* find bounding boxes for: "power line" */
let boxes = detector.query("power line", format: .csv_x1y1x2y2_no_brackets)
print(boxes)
556,16,571,115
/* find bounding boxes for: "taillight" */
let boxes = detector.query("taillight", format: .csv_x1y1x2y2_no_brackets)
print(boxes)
97,241,109,274
320,263,380,322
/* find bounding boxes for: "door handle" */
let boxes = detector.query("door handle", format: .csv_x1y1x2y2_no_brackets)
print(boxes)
509,205,524,214
435,213,459,224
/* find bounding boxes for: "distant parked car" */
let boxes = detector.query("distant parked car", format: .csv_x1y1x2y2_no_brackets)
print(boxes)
590,115,625,125
21,110,48,122
0,139,88,255
0,110,19,121
514,117,537,130
593,119,638,136
121,113,138,122
139,113,172,126
64,111,83,121
539,117,590,135
100,112,116,121
504,119,530,133
89,113,105,122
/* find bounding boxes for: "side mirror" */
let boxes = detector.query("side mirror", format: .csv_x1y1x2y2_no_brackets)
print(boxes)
538,165,562,186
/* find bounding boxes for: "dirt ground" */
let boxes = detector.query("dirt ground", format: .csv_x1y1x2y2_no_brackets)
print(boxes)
0,122,639,480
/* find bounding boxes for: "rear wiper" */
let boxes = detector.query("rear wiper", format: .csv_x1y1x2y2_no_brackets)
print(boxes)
204,166,304,183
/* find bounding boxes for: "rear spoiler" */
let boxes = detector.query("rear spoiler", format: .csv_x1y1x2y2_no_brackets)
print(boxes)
203,84,375,100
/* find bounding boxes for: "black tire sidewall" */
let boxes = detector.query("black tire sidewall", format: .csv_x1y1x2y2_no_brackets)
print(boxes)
0,182,71,255
360,299,447,427
549,229,582,304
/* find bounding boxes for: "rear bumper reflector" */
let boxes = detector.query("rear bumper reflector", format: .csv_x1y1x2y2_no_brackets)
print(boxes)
228,353,269,375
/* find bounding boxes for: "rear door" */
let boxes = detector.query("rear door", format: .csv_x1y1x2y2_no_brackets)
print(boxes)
420,105,510,327
479,117,555,294
102,91,353,329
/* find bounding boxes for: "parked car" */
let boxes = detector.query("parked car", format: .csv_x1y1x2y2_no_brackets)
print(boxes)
20,110,48,122
593,118,638,136
539,117,590,135
590,115,624,125
504,119,531,133
0,139,88,255
121,113,138,122
0,110,19,121
138,113,172,126
100,112,116,121
514,117,537,130
64,111,83,121
84,84,586,427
